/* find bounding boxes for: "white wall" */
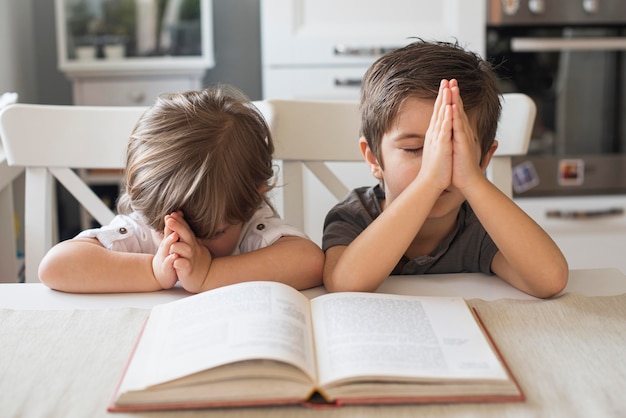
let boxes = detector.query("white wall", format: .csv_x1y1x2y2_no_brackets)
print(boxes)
0,0,37,103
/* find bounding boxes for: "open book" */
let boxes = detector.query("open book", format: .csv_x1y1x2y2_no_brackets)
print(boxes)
108,281,523,412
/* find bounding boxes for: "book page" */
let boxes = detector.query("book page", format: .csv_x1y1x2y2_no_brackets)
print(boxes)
120,281,316,392
310,292,509,387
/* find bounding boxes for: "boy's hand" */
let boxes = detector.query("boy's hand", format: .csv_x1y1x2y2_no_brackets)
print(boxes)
164,211,212,293
152,224,179,289
449,79,487,191
420,79,454,192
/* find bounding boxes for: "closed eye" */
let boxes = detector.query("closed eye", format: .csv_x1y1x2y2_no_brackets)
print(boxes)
208,227,229,240
394,133,425,155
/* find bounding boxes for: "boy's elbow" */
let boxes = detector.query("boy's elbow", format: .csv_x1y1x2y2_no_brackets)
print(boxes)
37,240,85,291
323,275,345,293
38,250,64,290
303,248,325,289
323,268,378,293
322,246,377,293
325,281,368,293
290,239,325,290
535,260,569,299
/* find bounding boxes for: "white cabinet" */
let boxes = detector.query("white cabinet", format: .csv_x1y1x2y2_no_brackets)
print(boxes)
263,67,371,101
261,0,486,100
69,71,203,106
55,0,215,106
515,196,626,274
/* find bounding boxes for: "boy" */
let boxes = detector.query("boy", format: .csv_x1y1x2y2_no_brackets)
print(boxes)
322,40,568,298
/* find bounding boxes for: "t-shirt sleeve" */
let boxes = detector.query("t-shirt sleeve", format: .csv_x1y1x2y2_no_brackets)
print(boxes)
322,188,376,252
478,232,499,274
322,204,365,252
74,213,160,254
238,207,309,254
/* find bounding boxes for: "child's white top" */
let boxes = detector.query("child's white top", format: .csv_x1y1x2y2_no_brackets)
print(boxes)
76,206,307,255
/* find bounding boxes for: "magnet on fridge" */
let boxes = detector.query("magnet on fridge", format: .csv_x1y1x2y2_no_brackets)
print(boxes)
512,160,540,194
557,159,584,186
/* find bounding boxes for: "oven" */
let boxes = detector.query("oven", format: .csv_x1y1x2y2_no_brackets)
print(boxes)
486,0,626,197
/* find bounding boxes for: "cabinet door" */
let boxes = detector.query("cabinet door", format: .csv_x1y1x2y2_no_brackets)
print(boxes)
262,67,368,100
73,76,201,106
261,0,486,66
516,196,626,274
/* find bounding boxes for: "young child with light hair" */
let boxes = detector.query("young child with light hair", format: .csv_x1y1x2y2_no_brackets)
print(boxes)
40,85,323,293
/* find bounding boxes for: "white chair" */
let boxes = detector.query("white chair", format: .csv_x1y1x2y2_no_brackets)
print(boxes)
488,93,536,198
259,94,535,240
0,104,147,283
255,100,365,244
0,146,23,282
0,92,21,282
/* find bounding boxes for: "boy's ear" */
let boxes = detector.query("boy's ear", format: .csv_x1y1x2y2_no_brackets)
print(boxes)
359,137,383,180
480,139,499,172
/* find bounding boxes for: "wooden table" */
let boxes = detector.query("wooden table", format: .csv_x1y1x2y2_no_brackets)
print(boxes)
1,269,625,417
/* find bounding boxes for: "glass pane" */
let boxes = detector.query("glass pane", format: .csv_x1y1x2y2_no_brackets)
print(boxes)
62,0,202,60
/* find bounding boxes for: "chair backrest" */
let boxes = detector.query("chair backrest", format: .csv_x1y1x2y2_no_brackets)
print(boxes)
0,104,147,282
257,93,535,243
254,99,365,244
0,92,21,282
489,93,536,197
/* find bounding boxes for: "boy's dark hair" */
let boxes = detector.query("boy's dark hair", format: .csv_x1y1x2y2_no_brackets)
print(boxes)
360,39,502,166
117,85,275,239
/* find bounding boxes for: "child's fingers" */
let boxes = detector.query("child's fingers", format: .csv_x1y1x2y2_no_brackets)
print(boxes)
163,220,173,237
426,86,452,146
172,257,192,277
452,103,481,162
450,80,473,132
166,215,195,244
437,81,452,115
429,80,449,128
157,231,178,258
169,241,193,260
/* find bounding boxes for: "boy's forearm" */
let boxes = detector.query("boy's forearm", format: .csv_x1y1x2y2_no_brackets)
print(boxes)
326,180,442,292
195,236,324,293
463,177,568,297
38,240,163,293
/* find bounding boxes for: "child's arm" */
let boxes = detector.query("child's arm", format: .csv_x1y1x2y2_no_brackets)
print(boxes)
449,81,568,298
324,81,455,292
464,183,568,298
196,236,323,292
166,213,324,293
323,179,442,292
38,237,176,293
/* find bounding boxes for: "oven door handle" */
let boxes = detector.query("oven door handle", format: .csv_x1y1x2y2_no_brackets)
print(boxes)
546,207,625,220
511,37,626,52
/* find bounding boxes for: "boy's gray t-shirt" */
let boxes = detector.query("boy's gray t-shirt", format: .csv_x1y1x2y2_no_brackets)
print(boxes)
322,185,498,275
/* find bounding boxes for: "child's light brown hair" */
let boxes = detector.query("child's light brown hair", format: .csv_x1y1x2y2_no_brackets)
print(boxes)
360,39,502,167
117,85,275,239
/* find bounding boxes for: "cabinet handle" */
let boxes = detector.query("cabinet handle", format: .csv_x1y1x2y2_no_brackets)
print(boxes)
334,45,400,56
546,207,624,219
511,37,626,52
334,78,362,87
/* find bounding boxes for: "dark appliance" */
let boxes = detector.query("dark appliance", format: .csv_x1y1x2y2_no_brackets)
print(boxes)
487,0,626,197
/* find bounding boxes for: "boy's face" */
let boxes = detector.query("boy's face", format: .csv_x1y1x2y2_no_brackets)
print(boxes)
199,222,244,257
365,97,466,219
